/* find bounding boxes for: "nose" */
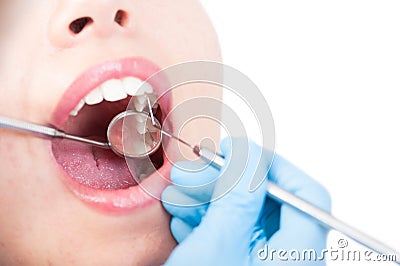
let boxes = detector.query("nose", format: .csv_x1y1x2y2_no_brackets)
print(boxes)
48,0,135,48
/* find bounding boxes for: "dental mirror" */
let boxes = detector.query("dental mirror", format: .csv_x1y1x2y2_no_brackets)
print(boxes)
107,110,162,158
0,110,162,159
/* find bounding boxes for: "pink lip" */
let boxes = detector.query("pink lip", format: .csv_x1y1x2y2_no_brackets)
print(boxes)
51,57,172,214
59,161,173,213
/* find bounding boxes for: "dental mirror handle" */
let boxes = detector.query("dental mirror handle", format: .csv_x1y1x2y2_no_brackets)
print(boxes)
0,116,110,149
196,146,400,264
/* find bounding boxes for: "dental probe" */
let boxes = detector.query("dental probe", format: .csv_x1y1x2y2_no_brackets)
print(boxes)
146,102,400,263
0,115,110,148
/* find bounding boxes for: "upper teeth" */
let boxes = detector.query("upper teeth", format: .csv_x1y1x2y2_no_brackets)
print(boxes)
69,77,157,116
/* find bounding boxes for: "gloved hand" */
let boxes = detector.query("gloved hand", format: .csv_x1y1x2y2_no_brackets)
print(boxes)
162,137,331,265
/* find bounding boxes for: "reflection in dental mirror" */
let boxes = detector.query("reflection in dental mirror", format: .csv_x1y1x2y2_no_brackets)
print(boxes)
108,110,162,158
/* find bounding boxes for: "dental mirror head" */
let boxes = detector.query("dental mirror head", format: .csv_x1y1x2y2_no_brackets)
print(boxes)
107,110,162,158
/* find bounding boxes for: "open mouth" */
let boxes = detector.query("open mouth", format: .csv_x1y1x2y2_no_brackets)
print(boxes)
50,57,172,213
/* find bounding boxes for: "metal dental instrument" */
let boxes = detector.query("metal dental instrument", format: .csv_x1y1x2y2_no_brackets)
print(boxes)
146,100,400,263
0,105,399,262
0,111,161,159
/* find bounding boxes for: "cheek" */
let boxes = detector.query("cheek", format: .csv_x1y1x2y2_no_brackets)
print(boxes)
135,0,221,62
0,140,20,170
0,134,58,224
0,2,53,120
0,136,40,202
0,135,51,262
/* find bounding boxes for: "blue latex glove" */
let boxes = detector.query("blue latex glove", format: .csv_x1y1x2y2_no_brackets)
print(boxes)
162,138,331,265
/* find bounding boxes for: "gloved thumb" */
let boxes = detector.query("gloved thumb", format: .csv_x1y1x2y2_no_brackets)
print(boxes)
165,137,271,265
208,137,269,225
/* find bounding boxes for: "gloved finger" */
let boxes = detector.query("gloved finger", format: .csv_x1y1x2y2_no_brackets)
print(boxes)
162,186,208,227
170,161,220,203
210,137,269,215
171,161,220,186
251,154,331,261
166,138,269,265
220,137,273,192
268,154,331,211
170,217,195,243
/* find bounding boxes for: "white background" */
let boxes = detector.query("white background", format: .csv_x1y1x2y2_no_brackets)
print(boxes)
201,1,399,265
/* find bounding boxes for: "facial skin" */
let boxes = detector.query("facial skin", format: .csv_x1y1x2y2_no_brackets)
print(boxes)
0,1,221,265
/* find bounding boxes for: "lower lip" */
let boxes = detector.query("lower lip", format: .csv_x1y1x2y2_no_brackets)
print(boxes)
53,153,173,214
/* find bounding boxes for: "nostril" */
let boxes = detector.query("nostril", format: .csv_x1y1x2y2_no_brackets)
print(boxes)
69,17,93,34
114,10,129,27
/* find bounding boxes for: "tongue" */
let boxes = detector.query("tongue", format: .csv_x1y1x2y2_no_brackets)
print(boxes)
52,139,137,190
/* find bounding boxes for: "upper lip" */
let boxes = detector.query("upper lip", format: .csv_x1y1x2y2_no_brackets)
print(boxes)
51,57,168,128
